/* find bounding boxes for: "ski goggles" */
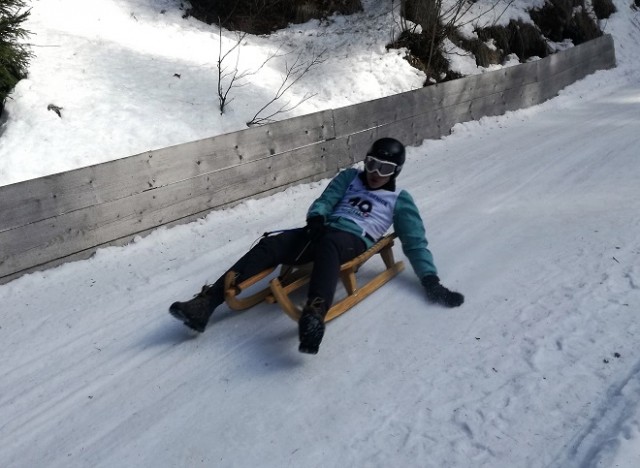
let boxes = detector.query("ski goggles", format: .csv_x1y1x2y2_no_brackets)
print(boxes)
364,155,398,177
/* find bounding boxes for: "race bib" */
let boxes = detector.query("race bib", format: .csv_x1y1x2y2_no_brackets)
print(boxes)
330,173,400,240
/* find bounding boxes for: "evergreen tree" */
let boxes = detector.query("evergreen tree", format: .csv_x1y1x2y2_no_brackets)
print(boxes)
0,0,32,116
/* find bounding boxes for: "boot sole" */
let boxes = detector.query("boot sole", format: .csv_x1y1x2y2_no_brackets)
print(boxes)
169,306,206,333
298,313,325,354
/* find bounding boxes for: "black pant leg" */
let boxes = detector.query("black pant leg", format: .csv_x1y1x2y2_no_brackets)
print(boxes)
214,228,312,288
307,228,367,310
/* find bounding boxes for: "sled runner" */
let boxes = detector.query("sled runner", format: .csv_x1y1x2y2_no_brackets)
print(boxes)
223,233,405,322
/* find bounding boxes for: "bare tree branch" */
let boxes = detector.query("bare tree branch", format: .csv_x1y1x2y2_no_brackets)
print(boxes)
246,49,326,127
216,20,288,115
216,22,248,114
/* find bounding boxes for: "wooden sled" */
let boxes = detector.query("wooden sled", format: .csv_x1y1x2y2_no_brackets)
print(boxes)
223,233,405,323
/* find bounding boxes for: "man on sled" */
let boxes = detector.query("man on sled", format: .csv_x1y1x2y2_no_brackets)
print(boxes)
169,137,464,354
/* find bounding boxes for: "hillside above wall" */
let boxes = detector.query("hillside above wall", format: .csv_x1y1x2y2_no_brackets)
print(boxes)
187,0,618,85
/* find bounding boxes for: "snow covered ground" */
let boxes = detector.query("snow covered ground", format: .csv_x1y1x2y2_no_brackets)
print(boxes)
1,0,640,467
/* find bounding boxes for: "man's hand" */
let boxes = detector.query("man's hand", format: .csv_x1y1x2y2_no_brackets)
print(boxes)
421,275,464,308
305,215,325,242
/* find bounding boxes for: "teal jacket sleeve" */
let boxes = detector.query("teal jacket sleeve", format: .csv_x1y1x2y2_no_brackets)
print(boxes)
393,190,438,279
307,168,357,219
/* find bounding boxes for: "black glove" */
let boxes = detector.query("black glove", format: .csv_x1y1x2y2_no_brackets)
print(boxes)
305,215,325,242
421,275,464,308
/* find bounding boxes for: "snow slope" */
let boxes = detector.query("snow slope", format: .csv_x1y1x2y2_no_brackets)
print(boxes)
1,1,640,467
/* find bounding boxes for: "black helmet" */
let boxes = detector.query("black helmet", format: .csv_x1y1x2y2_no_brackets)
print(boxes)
366,138,406,176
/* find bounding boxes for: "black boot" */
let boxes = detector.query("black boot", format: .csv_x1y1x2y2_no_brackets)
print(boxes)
169,284,224,332
298,297,327,354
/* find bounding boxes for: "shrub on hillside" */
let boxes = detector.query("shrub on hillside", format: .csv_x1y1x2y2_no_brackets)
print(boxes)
476,20,550,63
592,0,617,19
530,0,602,44
1,0,32,116
390,0,606,86
188,0,362,34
